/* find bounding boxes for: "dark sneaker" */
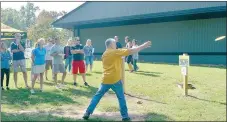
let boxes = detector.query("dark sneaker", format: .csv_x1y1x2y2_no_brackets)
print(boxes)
82,112,90,120
2,87,4,90
122,117,131,121
84,82,89,86
6,87,10,90
73,82,77,86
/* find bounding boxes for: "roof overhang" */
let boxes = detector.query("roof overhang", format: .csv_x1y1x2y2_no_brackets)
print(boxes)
53,6,227,29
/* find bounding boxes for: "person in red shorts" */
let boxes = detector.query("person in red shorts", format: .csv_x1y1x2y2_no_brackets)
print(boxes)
71,37,89,86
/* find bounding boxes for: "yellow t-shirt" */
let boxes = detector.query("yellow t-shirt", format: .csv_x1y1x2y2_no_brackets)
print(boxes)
101,48,129,84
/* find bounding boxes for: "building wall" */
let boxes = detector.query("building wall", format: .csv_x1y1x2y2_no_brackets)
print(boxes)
58,2,226,24
78,17,226,65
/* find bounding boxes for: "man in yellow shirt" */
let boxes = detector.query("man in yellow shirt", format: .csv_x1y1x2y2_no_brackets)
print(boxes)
83,38,151,121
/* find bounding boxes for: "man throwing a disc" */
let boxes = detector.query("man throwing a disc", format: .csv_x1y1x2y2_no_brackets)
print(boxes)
83,38,151,121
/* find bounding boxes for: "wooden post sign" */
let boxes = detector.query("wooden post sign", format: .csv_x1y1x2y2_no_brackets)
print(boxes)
179,53,190,96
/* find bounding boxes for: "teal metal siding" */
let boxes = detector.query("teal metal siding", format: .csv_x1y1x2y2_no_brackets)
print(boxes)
54,2,226,25
79,18,226,65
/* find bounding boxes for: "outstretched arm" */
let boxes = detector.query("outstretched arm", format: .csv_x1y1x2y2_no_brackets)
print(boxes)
128,41,151,55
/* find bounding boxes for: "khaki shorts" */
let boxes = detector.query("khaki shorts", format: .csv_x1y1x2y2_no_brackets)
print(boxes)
32,64,45,74
45,60,52,70
52,64,66,73
13,59,26,72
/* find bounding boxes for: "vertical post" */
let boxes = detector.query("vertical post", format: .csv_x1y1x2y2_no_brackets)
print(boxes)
122,57,125,93
179,53,189,96
0,53,1,121
183,67,188,96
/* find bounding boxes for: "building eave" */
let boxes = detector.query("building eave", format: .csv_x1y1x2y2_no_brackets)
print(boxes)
53,6,227,29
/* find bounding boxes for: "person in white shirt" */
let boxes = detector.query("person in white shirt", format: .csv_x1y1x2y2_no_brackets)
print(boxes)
132,39,139,71
44,38,54,80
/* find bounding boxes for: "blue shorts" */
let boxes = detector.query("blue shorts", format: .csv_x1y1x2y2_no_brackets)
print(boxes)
85,56,93,65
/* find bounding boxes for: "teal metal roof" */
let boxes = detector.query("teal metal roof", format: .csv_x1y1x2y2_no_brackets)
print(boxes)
52,2,226,29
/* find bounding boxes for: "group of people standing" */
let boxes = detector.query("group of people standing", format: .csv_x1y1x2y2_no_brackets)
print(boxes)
114,36,139,72
1,32,152,121
0,33,95,94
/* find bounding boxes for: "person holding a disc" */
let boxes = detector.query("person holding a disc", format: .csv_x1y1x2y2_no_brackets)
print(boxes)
82,38,151,121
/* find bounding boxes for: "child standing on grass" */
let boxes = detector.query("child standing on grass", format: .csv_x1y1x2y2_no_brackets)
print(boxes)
132,39,139,71
0,42,12,90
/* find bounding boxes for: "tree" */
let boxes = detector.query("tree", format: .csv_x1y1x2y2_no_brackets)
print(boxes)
1,8,23,30
20,2,40,30
27,10,72,44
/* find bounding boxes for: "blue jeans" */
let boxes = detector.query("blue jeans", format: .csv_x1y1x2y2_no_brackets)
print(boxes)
86,80,129,119
133,59,138,71
65,56,72,72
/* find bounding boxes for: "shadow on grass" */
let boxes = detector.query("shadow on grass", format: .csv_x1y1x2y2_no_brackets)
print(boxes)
63,85,99,98
145,112,173,121
1,112,77,121
191,64,226,69
93,71,102,74
134,71,162,77
124,93,167,105
1,89,76,107
62,85,115,98
1,112,114,121
139,62,226,69
188,95,226,106
91,111,172,121
1,111,172,121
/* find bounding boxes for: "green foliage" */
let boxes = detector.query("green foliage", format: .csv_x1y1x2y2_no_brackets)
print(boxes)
1,2,72,44
20,2,40,30
1,8,23,30
27,10,72,43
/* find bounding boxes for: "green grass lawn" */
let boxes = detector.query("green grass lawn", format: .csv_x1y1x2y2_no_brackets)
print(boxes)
1,60,226,121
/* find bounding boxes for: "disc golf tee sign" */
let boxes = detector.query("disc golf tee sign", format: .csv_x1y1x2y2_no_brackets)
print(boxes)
179,54,189,67
179,53,190,96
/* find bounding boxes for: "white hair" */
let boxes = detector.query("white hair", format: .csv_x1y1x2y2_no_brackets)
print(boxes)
105,38,115,48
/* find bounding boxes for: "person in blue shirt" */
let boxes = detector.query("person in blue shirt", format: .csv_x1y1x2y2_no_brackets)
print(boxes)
30,38,46,94
0,42,12,90
83,39,94,73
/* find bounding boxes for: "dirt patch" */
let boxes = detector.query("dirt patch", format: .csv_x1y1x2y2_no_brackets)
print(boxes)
16,93,159,121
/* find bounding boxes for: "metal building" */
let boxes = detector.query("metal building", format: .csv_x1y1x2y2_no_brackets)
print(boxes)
52,2,226,65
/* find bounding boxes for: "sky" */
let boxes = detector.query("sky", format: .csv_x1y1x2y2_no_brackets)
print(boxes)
1,2,85,16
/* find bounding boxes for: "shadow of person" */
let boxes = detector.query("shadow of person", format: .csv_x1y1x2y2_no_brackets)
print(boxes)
1,89,77,107
145,112,173,121
188,95,226,105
